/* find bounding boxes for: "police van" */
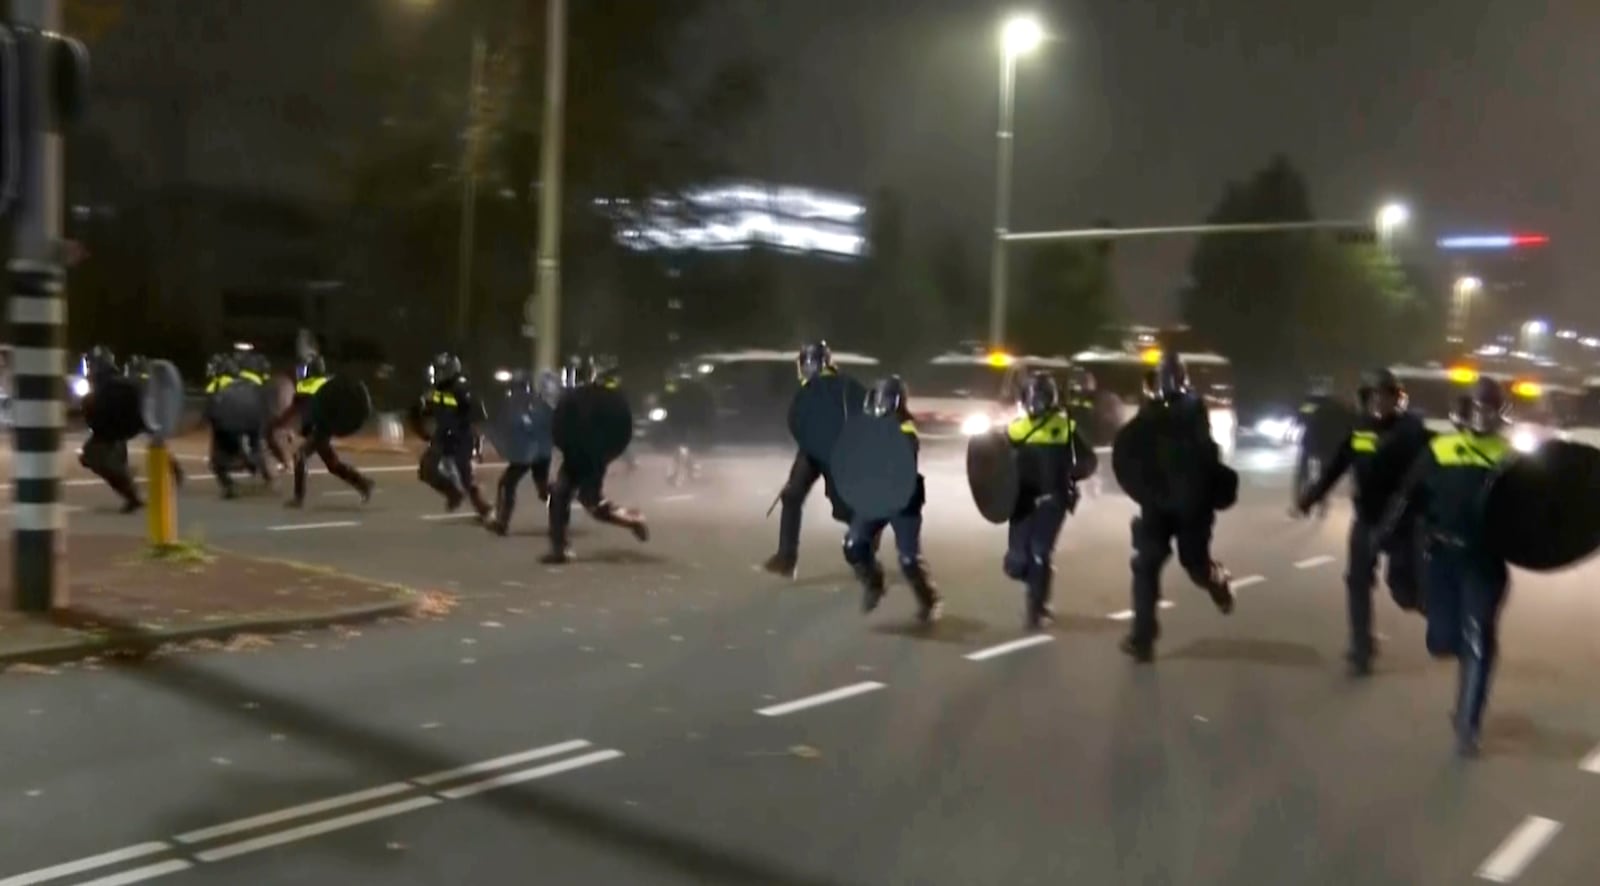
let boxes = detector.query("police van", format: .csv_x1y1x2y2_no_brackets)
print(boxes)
908,349,1072,439
643,348,881,446
1389,363,1564,454
1069,346,1238,457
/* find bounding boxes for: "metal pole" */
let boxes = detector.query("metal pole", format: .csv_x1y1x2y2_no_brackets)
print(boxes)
455,31,486,348
9,0,66,611
1003,219,1373,243
530,0,567,373
987,50,1017,350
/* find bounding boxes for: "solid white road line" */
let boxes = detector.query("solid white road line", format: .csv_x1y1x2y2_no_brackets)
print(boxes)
71,861,193,886
1232,574,1266,589
419,512,479,521
1294,555,1335,569
1106,600,1176,621
1579,742,1600,774
413,739,593,787
437,750,624,800
265,521,360,532
756,682,886,717
0,843,171,886
194,796,441,863
965,635,1054,661
0,462,503,492
1476,815,1562,882
173,782,413,845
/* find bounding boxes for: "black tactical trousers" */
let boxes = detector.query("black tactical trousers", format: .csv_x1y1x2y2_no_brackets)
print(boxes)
210,429,267,496
420,434,487,512
494,458,551,524
80,433,139,507
292,433,368,503
1003,500,1068,612
1129,509,1223,646
774,451,849,563
547,464,639,552
1345,518,1423,659
1426,544,1508,744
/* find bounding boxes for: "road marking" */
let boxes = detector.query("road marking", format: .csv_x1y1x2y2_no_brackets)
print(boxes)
756,682,886,717
1580,742,1600,773
195,796,441,863
265,521,360,532
656,494,695,503
437,749,624,800
1232,574,1266,589
1294,555,1335,569
419,512,479,521
1106,600,1176,621
4,462,502,492
173,782,412,844
72,861,193,886
413,739,592,786
1476,815,1562,882
965,635,1054,661
0,843,170,886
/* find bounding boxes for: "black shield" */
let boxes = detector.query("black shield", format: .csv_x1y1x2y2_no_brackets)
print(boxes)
829,416,917,522
1483,440,1600,571
1111,410,1161,507
787,374,868,465
489,388,553,464
83,376,145,442
310,376,372,438
966,430,1019,525
1212,463,1240,512
207,382,268,434
552,385,633,473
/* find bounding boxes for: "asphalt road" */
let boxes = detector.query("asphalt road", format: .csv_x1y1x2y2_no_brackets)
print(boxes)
3,438,1600,885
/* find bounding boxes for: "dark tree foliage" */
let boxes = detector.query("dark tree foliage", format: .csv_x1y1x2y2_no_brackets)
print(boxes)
1010,236,1117,358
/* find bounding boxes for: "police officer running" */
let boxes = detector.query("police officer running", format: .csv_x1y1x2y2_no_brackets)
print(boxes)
1293,375,1351,519
77,346,142,512
763,341,851,579
1122,352,1236,662
203,352,270,498
1379,377,1514,757
487,369,558,536
275,354,374,507
843,376,942,624
235,350,289,473
1295,368,1431,675
413,352,492,520
1004,371,1098,630
544,355,649,564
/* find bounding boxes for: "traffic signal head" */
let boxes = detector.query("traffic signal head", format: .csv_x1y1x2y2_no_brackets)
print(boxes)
1335,228,1378,246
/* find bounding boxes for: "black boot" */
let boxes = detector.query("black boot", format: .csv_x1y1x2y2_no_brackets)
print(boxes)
1455,654,1492,758
855,561,886,614
901,559,943,624
1206,563,1235,615
762,553,797,579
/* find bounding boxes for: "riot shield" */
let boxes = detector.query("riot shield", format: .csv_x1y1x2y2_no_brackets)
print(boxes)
1111,410,1160,508
787,374,868,465
829,416,917,522
141,360,185,441
83,376,144,443
488,388,553,465
207,382,267,435
966,430,1018,525
1483,439,1600,571
1212,463,1240,512
310,375,372,438
552,385,633,473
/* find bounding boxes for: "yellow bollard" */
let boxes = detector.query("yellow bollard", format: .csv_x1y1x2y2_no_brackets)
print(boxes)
145,443,177,546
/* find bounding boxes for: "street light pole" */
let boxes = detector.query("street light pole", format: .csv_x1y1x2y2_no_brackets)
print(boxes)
987,48,1018,351
530,0,567,374
455,30,486,348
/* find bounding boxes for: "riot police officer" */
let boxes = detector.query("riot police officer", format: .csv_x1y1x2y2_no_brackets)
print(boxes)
843,376,941,623
275,354,374,507
1293,376,1352,519
233,350,287,475
413,352,491,519
763,340,852,579
1380,378,1514,757
1004,371,1098,630
544,355,649,563
202,352,268,498
1123,352,1235,662
1296,368,1431,675
78,346,142,512
487,369,558,536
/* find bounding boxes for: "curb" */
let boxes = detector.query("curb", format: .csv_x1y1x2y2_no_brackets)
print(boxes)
0,590,422,668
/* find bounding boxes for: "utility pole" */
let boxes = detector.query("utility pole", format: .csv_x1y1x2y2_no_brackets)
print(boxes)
529,0,566,373
8,0,88,611
454,30,486,348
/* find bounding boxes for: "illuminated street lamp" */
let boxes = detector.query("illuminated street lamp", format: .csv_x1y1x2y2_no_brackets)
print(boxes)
1375,202,1410,240
988,13,1046,349
1448,275,1482,344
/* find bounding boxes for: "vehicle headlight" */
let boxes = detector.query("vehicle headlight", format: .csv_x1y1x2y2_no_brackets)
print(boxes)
648,407,667,422
1210,410,1235,440
961,413,992,436
1254,417,1290,441
1511,427,1538,453
69,376,90,398
493,369,512,383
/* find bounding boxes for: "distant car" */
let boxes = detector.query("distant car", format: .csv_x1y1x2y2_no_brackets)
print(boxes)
907,349,1072,440
642,348,882,446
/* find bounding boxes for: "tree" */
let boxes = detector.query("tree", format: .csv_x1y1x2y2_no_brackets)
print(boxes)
1010,239,1116,357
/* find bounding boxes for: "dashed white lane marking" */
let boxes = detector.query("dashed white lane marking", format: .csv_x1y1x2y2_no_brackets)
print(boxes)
1580,743,1600,774
1294,555,1336,569
72,860,193,886
1232,574,1266,589
437,749,624,800
1476,815,1562,882
194,797,442,863
265,521,360,532
6,462,500,493
419,512,478,521
413,739,592,786
655,494,695,503
174,783,413,844
0,843,169,886
756,682,886,717
966,635,1054,661
1106,601,1177,621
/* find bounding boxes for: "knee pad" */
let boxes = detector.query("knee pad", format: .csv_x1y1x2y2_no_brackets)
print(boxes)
842,535,873,566
1002,551,1029,581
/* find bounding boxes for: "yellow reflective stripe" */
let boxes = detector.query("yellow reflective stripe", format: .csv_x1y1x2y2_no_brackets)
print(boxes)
295,377,329,396
239,371,265,384
1351,430,1379,453
1429,432,1510,468
429,391,459,407
1006,413,1074,444
899,420,917,437
204,376,234,394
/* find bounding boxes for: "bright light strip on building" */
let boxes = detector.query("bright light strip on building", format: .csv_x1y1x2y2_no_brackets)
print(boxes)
602,183,867,258
1436,233,1551,250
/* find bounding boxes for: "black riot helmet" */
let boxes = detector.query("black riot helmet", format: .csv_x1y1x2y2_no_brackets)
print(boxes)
1452,377,1509,435
204,353,230,380
240,351,270,375
1362,367,1407,419
562,354,597,388
796,340,833,382
865,375,909,419
1155,351,1189,401
429,352,462,387
1018,370,1061,419
82,345,118,379
296,354,327,380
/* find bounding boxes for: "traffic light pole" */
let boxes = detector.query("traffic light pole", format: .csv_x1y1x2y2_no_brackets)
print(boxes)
8,0,67,612
1002,219,1374,243
529,0,566,374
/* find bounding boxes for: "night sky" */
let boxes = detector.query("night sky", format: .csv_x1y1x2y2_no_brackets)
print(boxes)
79,0,1599,329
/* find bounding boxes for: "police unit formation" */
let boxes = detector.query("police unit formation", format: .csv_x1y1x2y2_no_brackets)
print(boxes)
73,340,1600,759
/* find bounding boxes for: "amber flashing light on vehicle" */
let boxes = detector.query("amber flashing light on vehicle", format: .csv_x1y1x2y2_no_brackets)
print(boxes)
1511,380,1542,398
1446,366,1478,384
1140,348,1162,365
986,351,1014,368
